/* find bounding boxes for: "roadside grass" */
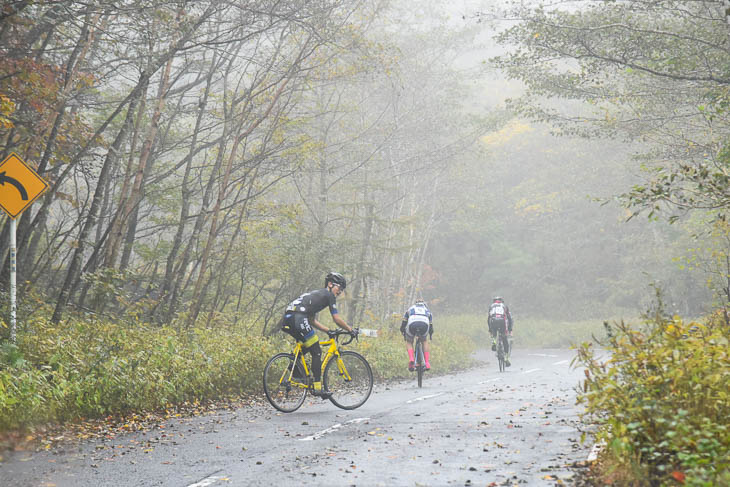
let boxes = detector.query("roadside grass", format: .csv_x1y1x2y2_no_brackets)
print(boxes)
431,313,620,349
516,317,623,349
0,316,280,431
0,310,482,434
575,310,730,486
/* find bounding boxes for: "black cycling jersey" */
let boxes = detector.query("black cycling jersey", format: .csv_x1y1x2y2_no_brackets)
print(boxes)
286,288,339,318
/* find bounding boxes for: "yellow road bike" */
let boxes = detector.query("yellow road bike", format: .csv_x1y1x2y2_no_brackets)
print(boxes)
263,328,373,412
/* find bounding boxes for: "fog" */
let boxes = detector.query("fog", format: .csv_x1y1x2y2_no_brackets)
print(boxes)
0,0,720,329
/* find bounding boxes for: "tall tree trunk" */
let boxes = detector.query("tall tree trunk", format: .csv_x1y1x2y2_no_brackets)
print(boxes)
102,81,148,269
210,165,260,319
187,71,294,327
153,55,217,323
349,173,374,323
50,83,144,323
165,144,225,323
105,46,174,270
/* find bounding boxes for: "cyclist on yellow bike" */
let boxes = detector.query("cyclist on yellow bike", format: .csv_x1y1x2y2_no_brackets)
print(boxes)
280,272,354,399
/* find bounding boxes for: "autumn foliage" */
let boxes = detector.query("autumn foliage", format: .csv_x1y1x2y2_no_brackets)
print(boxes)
575,308,730,486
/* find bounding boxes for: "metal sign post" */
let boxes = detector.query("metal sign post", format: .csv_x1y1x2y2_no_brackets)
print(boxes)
10,219,16,343
0,153,49,343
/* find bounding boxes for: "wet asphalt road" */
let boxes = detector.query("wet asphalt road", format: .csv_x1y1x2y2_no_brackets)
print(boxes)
1,348,593,486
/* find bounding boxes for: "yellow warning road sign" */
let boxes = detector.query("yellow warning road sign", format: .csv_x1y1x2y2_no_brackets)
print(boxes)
0,153,49,219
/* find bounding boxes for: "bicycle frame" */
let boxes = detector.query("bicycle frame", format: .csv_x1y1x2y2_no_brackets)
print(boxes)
495,320,511,372
413,335,427,361
282,337,350,389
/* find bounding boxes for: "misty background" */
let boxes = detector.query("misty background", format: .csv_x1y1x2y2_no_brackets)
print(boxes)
0,0,719,334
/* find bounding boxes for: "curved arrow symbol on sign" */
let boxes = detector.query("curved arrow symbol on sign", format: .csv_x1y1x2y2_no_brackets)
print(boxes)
0,171,29,200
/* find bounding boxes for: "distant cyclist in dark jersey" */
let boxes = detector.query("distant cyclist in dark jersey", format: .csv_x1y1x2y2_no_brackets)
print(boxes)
281,272,354,398
488,296,514,367
400,299,433,371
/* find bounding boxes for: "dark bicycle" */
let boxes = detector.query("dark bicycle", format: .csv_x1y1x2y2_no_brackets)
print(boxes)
495,321,510,372
413,335,427,387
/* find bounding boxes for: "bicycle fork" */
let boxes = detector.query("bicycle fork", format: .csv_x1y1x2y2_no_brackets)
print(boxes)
326,352,353,382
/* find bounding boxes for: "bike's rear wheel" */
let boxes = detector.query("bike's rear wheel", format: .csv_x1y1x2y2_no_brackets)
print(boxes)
497,333,505,372
324,351,373,410
415,340,424,388
263,353,307,413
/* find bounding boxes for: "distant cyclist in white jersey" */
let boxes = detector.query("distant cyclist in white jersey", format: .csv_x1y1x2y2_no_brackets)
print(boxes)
400,299,434,371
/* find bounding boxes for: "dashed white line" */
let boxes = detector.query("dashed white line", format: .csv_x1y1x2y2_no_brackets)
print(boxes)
478,378,502,384
187,473,224,487
528,353,558,357
523,368,541,374
406,392,444,404
552,359,570,365
299,417,370,441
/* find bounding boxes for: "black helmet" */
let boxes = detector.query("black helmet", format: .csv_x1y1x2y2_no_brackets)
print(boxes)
325,271,347,290
415,299,426,306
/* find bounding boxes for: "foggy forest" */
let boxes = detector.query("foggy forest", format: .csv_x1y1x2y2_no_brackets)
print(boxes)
1,1,728,485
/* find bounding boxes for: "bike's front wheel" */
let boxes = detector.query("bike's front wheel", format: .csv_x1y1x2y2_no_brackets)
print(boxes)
323,351,373,410
263,353,307,413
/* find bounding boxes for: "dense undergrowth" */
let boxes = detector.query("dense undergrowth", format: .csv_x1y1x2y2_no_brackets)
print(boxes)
575,310,730,486
0,311,486,433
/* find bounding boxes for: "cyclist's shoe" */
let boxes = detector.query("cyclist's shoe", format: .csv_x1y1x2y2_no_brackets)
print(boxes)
491,338,497,351
425,361,431,370
312,382,332,399
311,389,333,399
505,359,511,367
408,361,415,372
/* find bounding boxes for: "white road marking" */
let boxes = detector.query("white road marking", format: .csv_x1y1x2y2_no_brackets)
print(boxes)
528,353,558,357
478,378,502,384
299,417,370,441
406,392,444,404
523,368,541,374
552,359,570,365
187,474,224,487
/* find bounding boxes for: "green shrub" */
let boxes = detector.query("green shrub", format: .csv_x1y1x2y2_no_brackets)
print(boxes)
576,311,730,486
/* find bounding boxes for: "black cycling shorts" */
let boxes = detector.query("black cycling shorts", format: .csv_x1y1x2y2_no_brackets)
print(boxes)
405,320,429,339
488,317,506,335
282,313,318,347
